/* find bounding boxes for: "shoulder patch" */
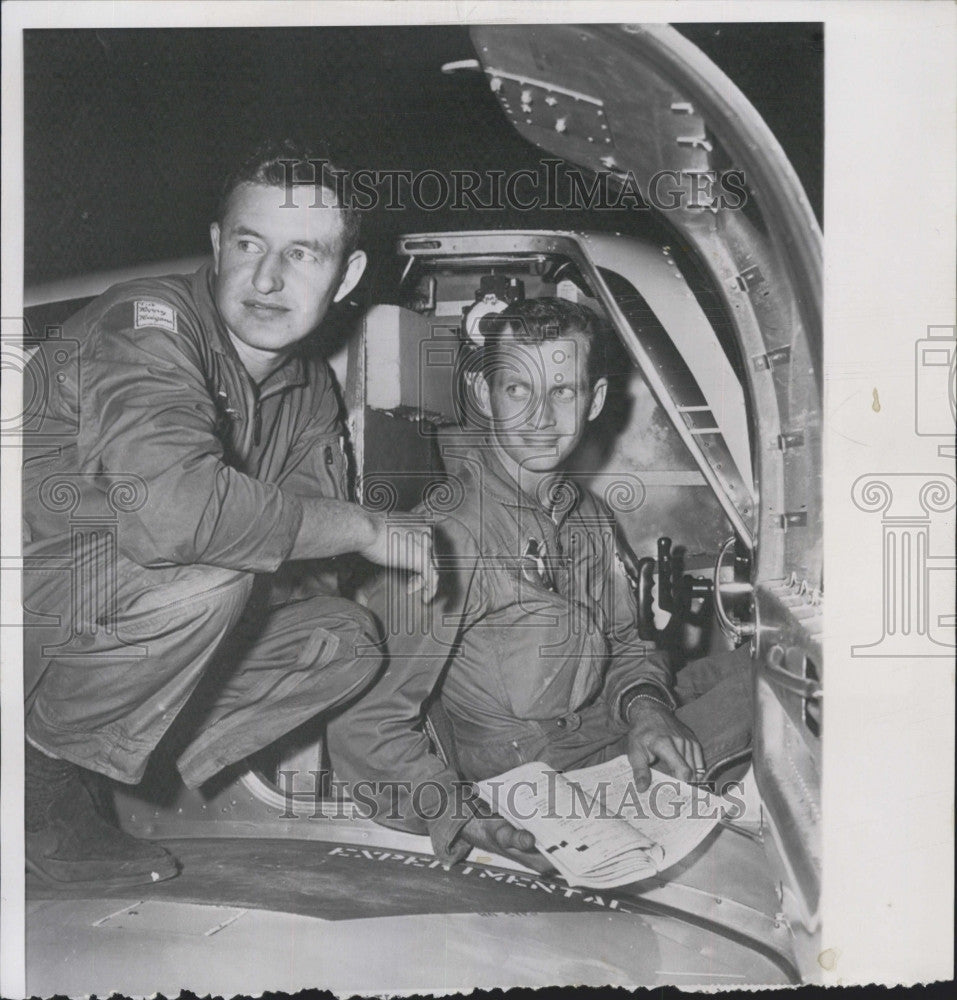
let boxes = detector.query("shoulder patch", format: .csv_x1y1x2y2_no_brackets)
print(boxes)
134,300,177,333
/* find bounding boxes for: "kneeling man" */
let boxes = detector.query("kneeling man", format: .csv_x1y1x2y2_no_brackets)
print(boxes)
23,141,434,886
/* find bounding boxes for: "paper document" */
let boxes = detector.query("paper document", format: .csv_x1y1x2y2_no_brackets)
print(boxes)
476,754,726,888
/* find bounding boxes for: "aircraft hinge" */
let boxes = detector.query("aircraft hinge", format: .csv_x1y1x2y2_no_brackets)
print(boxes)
752,345,791,371
777,511,808,529
676,134,713,153
777,431,805,451
734,264,764,291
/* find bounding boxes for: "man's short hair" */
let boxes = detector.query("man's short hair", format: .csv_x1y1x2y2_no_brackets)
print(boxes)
477,297,609,386
216,138,361,256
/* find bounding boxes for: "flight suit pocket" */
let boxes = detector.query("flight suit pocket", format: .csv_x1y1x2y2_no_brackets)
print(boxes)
456,728,549,781
316,433,348,500
293,623,340,671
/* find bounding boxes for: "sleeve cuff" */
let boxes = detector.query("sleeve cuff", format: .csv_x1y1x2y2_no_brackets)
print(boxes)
259,492,305,572
426,780,481,866
617,680,677,722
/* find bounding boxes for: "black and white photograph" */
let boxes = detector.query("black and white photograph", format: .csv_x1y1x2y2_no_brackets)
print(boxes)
1,1,953,995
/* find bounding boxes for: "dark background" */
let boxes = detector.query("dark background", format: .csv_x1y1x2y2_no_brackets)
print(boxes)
23,23,823,286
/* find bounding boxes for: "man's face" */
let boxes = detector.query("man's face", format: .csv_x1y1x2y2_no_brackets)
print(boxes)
479,334,607,475
210,182,365,355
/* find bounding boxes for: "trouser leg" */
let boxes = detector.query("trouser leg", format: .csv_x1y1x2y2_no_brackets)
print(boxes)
176,594,383,788
25,565,255,784
455,645,753,780
673,643,754,770
27,558,384,789
529,642,753,778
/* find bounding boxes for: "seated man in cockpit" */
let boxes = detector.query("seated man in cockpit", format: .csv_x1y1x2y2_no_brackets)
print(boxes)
327,297,753,868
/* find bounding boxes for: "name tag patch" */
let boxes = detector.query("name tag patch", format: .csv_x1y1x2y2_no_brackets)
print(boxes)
134,300,177,333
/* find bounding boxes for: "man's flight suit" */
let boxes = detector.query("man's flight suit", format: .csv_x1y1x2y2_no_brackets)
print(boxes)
23,263,380,788
326,440,752,864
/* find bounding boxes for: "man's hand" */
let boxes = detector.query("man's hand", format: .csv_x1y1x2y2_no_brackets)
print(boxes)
360,513,438,602
452,815,554,874
626,699,705,791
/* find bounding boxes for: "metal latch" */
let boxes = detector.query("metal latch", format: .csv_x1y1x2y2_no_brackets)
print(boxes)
752,346,791,371
777,431,806,451
777,511,808,529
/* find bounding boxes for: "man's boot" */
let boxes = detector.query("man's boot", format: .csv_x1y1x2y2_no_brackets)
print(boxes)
25,741,180,887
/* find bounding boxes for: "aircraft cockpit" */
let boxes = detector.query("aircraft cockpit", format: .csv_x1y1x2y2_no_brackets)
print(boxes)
19,21,824,992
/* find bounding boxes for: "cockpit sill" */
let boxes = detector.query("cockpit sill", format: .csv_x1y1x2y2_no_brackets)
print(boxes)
108,758,800,984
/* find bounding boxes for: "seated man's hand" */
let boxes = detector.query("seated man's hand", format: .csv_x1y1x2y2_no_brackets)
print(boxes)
626,699,704,791
452,815,554,874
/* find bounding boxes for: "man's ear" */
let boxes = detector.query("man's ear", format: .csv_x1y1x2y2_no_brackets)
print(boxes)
333,250,368,303
209,222,221,274
587,377,608,422
472,370,493,419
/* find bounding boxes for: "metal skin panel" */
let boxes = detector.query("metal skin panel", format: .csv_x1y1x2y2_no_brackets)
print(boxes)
466,21,822,579
106,767,798,984
24,256,209,309
27,901,793,995
467,23,823,976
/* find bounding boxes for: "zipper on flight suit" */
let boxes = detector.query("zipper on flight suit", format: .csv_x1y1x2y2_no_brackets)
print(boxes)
237,373,260,457
541,508,564,593
316,434,348,499
220,356,260,463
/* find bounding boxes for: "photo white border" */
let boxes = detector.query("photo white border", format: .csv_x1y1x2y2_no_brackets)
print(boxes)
2,1,954,993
